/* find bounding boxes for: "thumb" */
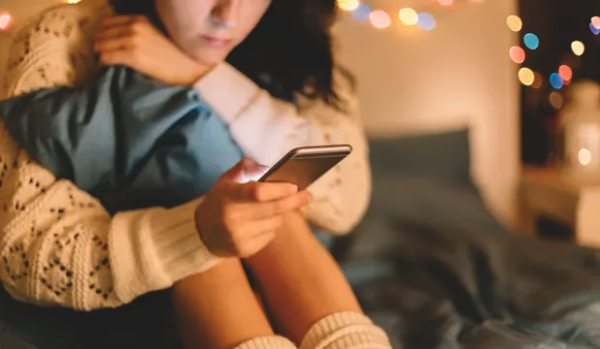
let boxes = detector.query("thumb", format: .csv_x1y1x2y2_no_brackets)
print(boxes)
224,158,268,183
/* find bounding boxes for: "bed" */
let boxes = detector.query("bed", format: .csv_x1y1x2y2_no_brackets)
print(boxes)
332,128,600,349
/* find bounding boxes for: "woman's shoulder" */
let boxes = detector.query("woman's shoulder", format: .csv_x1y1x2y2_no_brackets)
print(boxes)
3,1,114,97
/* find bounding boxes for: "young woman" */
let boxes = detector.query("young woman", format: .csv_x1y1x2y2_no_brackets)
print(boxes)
0,0,389,349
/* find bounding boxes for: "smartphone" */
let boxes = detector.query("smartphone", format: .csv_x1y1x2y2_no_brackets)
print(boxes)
258,144,352,190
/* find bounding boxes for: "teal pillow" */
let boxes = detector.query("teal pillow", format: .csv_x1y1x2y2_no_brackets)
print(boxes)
366,128,509,236
369,128,472,185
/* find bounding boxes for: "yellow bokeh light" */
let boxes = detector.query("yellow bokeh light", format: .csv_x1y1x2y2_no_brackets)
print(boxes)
572,41,585,56
66,0,81,3
337,0,360,11
506,15,522,32
518,67,535,86
399,8,418,26
579,148,592,166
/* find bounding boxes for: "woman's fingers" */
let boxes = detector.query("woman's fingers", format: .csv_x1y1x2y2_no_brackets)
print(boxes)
94,36,131,53
233,191,310,221
237,181,299,202
101,15,145,27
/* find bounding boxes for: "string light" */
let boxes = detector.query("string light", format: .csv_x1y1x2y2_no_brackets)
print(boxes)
399,8,418,26
338,0,360,11
549,91,564,109
523,33,539,50
549,73,564,89
558,65,573,82
337,0,476,32
352,3,371,20
571,41,585,56
370,10,391,29
509,46,526,64
418,12,436,30
592,16,600,30
0,13,11,31
532,72,543,89
506,15,523,32
518,68,535,86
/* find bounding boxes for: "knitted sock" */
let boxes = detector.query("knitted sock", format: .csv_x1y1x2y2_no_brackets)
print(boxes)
299,312,392,349
235,335,298,349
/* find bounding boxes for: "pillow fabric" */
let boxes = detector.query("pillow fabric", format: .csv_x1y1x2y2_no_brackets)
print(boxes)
365,128,510,237
368,128,472,185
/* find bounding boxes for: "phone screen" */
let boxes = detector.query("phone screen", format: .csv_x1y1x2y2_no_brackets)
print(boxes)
260,153,348,190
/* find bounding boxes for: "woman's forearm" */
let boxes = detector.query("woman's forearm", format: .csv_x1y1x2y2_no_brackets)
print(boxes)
194,64,372,234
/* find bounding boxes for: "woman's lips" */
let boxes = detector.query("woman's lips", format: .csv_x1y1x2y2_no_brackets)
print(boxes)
201,36,233,48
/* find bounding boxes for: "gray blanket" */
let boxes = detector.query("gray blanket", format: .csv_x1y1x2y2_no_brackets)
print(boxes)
335,214,600,349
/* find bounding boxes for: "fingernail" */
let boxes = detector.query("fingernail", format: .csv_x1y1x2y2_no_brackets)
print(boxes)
288,184,298,195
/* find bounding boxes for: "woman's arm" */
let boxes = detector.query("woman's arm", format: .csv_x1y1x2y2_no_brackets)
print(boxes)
194,64,371,234
0,1,224,311
0,133,219,310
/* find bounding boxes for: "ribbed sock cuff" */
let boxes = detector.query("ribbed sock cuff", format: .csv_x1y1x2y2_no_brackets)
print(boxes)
235,335,298,349
299,312,391,349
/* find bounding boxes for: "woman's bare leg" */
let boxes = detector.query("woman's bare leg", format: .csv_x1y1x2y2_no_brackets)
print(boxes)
171,257,291,349
243,211,365,344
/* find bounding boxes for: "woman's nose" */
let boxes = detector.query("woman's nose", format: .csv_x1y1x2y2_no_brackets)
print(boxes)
210,0,238,28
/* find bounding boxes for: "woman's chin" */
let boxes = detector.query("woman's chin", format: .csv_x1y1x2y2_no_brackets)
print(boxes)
192,51,229,67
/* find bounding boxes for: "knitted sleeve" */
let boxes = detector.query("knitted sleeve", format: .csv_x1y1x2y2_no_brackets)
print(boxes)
195,64,371,234
0,2,220,310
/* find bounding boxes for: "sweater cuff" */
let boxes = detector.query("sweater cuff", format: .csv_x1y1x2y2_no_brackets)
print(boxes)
110,199,220,303
193,63,260,125
150,199,221,282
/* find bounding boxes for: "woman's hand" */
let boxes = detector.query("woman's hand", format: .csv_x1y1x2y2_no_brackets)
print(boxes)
94,16,209,86
195,158,310,258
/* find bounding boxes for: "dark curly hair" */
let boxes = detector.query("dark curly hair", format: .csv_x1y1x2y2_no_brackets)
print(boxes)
110,0,351,109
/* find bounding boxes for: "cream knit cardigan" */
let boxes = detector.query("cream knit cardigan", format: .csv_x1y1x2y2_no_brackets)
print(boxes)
0,0,371,311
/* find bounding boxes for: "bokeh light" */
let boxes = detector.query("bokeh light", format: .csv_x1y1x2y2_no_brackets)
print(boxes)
590,23,600,35
506,15,523,32
518,68,535,86
337,0,360,11
549,91,564,109
532,72,543,89
370,10,391,29
0,13,11,31
572,41,585,56
558,65,573,81
524,33,539,50
509,46,526,64
398,8,418,25
352,2,371,20
592,16,600,29
417,12,436,31
579,149,592,166
550,73,564,89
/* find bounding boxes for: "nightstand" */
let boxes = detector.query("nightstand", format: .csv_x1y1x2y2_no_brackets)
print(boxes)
519,166,600,247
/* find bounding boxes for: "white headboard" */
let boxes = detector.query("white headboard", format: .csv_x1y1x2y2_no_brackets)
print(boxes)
334,0,520,225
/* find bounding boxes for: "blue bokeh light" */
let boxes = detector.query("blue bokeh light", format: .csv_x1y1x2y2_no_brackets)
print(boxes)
352,3,371,21
550,73,564,89
524,33,539,50
590,23,600,35
417,12,435,31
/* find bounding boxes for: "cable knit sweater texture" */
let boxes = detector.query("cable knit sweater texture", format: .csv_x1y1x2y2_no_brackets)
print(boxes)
0,1,371,311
